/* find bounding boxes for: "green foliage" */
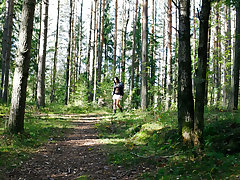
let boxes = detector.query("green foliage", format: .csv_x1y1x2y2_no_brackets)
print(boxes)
96,109,240,179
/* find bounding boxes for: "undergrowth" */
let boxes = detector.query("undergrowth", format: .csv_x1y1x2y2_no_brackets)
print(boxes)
96,108,240,179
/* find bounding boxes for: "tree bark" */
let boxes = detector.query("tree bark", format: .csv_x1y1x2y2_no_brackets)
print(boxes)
50,0,60,103
98,0,105,83
37,0,49,108
113,0,118,77
141,0,148,110
178,0,194,144
65,0,73,105
166,0,172,109
1,0,14,103
233,7,240,110
7,0,36,133
93,0,98,102
130,0,138,104
78,0,83,78
194,0,211,147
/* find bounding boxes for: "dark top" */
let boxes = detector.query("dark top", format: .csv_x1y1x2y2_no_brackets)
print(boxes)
112,82,124,96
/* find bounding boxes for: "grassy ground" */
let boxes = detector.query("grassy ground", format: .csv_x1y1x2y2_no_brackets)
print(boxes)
96,108,240,179
0,102,82,176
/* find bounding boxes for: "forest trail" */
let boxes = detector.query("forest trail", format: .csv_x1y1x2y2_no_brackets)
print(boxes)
6,113,138,180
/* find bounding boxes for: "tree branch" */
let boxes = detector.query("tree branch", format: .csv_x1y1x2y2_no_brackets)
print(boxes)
172,0,179,9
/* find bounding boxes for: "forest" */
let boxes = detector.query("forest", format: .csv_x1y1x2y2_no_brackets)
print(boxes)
0,0,240,179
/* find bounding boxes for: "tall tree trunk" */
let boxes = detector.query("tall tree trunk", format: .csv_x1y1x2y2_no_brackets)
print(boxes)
87,2,93,102
78,0,83,78
93,0,98,102
7,0,36,133
141,0,148,110
178,0,194,144
50,0,60,103
233,7,240,110
149,0,155,106
166,0,172,109
98,0,105,83
1,0,14,103
121,1,129,85
130,0,138,104
65,0,73,105
37,0,49,108
88,0,95,102
192,0,196,96
194,0,211,147
173,0,178,105
205,16,211,106
113,0,118,77
162,17,166,99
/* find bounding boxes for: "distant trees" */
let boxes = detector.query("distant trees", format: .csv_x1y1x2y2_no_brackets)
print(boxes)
1,0,240,140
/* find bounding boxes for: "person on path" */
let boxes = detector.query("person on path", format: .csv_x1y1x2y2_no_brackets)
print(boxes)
112,77,123,113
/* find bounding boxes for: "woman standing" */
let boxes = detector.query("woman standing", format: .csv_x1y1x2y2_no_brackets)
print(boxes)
112,77,124,113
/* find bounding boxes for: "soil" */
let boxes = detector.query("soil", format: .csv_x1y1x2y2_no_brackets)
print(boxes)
4,114,141,180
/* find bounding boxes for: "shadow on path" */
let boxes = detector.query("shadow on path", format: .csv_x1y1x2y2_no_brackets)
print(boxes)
6,114,137,180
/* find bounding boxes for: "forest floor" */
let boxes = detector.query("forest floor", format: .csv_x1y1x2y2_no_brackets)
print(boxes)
1,105,240,179
4,113,142,180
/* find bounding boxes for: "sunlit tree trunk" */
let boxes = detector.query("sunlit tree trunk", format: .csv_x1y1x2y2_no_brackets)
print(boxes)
130,0,138,104
173,0,178,105
113,0,118,77
50,0,60,103
37,0,49,108
178,0,194,144
87,2,93,102
120,0,129,85
141,0,148,110
93,0,98,102
98,0,105,83
194,0,211,147
65,0,73,105
166,0,172,109
78,0,83,78
7,0,36,133
1,0,14,103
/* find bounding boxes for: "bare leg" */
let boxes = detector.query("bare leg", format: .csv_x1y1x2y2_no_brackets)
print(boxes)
116,99,123,112
113,99,117,113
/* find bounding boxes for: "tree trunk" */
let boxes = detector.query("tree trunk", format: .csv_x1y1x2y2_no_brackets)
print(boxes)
1,0,14,103
89,0,96,102
178,0,194,144
130,0,138,104
173,0,178,105
233,7,240,110
166,0,172,109
78,0,83,78
7,0,36,133
120,1,129,85
37,0,49,108
192,0,196,96
194,0,211,147
141,0,148,110
93,0,98,102
98,0,105,83
65,0,73,105
87,2,93,102
50,0,60,103
113,0,118,77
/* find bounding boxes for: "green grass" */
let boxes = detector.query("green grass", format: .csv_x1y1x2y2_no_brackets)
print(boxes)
96,108,240,179
0,102,85,176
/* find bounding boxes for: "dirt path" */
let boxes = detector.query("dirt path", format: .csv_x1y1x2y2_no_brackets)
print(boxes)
6,114,139,180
